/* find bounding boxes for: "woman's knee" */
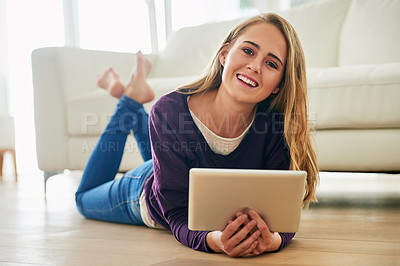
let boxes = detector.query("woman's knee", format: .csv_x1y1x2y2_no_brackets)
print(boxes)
75,192,86,216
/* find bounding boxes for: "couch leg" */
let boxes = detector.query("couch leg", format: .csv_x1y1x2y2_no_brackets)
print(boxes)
43,170,63,197
0,149,17,181
0,151,3,178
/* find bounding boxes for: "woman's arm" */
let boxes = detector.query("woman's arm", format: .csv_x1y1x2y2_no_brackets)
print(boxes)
148,100,212,252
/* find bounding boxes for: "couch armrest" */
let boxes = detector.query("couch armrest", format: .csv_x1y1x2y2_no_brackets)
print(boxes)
31,47,159,171
32,48,69,171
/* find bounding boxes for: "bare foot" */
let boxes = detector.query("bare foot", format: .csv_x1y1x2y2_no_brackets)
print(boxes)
96,67,125,99
124,51,155,104
131,50,153,78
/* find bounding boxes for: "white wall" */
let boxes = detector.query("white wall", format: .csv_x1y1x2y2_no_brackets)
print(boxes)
251,0,291,12
0,0,9,114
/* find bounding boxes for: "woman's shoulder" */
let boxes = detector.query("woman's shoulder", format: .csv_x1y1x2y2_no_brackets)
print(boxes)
150,90,188,115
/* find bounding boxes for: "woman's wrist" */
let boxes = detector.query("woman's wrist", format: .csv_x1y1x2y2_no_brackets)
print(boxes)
272,232,282,251
206,231,223,253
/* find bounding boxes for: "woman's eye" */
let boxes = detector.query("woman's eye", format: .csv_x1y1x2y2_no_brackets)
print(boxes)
266,62,277,69
243,48,253,55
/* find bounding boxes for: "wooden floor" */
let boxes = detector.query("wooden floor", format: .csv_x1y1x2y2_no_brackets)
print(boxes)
0,171,399,266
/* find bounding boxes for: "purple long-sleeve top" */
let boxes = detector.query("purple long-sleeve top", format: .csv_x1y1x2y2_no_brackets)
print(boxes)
144,91,295,252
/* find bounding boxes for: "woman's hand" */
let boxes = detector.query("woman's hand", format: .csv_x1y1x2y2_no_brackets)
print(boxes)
206,214,262,257
247,209,282,254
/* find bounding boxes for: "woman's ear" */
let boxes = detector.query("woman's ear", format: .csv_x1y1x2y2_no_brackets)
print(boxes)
219,43,230,67
272,88,280,94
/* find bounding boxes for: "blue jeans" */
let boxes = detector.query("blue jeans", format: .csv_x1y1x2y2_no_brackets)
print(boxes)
75,95,153,225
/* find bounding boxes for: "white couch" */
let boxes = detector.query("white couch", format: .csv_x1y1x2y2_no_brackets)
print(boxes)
32,0,400,184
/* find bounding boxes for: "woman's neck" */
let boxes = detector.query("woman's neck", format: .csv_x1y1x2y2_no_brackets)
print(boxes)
188,89,257,138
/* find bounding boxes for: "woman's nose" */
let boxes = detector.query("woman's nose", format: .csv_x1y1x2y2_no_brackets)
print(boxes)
247,58,262,74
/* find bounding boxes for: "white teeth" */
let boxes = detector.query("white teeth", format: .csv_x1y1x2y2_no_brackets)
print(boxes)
238,74,256,87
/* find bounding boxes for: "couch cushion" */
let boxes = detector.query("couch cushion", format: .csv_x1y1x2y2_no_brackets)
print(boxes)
278,0,351,68
308,63,400,129
153,18,245,78
66,76,196,136
338,0,400,66
68,135,144,171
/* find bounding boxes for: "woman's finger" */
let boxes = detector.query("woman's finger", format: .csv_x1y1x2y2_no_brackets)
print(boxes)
230,229,261,257
236,240,259,257
235,211,250,226
248,209,272,239
221,214,248,242
226,219,257,249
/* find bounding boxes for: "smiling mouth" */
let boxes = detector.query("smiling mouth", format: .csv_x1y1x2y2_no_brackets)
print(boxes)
237,74,258,88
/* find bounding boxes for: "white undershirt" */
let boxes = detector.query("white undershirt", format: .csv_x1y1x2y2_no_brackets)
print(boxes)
140,190,163,229
188,97,256,155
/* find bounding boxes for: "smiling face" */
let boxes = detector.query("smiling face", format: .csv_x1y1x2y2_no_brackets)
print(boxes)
218,22,287,105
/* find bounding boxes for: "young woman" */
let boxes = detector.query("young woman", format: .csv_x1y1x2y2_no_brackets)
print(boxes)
75,13,319,257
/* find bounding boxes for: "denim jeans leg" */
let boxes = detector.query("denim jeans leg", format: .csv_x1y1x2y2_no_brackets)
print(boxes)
133,104,152,161
76,95,150,193
75,159,153,225
75,95,153,224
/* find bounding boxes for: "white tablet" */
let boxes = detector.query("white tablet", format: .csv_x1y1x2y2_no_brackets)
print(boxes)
188,168,307,233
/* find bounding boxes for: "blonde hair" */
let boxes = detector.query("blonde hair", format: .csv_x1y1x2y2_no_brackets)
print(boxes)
178,13,319,206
